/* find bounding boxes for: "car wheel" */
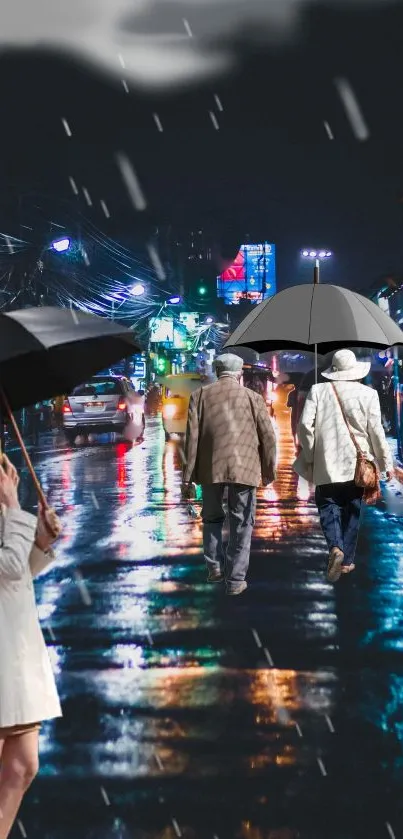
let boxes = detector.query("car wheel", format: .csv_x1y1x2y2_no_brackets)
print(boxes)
65,431,77,445
165,431,171,442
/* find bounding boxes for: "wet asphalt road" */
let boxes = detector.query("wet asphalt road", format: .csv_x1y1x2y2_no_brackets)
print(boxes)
8,400,403,839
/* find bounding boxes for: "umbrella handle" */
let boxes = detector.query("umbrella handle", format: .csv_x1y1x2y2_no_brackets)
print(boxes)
1,391,49,511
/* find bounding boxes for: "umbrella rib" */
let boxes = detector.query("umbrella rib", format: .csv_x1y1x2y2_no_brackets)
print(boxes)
350,291,394,345
230,294,277,345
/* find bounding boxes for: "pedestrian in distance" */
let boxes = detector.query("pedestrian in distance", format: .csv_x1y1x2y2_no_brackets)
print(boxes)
294,349,394,583
0,455,62,839
286,385,299,451
182,353,277,595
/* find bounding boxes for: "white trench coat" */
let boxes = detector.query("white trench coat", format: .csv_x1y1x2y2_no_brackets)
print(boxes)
0,507,62,727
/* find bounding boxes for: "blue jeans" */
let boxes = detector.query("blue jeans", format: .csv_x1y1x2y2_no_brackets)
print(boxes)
315,481,364,567
202,484,256,590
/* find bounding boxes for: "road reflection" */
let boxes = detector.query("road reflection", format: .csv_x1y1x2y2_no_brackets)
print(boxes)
21,397,403,831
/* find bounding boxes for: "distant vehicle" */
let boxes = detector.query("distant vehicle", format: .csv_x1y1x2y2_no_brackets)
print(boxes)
160,373,203,441
63,376,145,445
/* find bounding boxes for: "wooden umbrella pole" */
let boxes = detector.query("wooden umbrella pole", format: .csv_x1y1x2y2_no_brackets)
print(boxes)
1,391,48,510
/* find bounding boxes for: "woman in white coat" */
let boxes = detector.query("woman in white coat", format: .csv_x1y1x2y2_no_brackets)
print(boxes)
0,455,62,839
295,349,394,583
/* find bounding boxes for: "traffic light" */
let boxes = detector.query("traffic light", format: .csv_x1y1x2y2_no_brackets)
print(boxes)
198,281,207,296
156,356,168,374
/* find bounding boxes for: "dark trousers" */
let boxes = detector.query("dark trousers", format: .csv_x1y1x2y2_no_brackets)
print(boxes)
315,481,364,567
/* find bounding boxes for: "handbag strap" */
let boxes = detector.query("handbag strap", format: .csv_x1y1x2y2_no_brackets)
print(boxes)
331,383,363,456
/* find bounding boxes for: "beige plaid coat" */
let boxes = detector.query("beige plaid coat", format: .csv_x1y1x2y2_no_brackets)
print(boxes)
183,375,277,487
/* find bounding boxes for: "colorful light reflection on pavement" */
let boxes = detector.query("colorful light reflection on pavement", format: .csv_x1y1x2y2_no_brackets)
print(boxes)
10,401,403,839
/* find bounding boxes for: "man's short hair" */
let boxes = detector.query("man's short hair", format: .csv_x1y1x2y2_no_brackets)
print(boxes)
214,354,244,376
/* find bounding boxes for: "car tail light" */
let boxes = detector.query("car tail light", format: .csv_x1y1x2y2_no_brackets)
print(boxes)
63,400,72,414
117,401,126,411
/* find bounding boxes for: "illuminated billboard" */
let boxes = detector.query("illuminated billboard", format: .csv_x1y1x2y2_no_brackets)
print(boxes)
217,242,276,305
179,312,199,331
149,316,188,349
173,322,187,350
149,316,174,345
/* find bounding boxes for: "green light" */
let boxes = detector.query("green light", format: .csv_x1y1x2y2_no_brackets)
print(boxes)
198,285,207,296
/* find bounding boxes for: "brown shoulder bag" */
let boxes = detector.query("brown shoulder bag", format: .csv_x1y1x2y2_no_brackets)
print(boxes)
331,384,381,505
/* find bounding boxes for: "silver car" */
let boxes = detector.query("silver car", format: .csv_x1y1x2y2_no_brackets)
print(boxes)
63,376,145,444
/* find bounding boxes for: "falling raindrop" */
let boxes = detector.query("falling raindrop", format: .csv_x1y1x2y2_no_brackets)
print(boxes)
82,187,92,207
334,77,370,141
116,152,147,211
153,113,164,132
209,111,219,130
91,491,100,509
61,118,72,138
73,570,92,605
154,752,164,771
147,242,166,281
69,176,79,195
100,200,110,218
47,624,56,642
100,786,111,806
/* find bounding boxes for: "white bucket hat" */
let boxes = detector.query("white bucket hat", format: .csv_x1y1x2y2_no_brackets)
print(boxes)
322,349,371,381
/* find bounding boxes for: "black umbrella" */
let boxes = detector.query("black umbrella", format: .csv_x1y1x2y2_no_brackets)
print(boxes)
0,306,140,410
0,306,141,507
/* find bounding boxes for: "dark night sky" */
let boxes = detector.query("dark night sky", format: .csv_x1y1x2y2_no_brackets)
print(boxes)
0,1,402,292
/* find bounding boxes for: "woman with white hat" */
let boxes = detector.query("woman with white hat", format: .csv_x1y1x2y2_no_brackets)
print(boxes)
294,349,394,582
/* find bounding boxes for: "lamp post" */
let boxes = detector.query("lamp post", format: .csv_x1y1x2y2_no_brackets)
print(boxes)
301,249,333,381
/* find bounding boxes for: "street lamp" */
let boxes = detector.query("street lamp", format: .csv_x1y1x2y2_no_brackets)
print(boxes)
301,249,333,381
51,237,71,253
130,283,146,297
301,249,332,284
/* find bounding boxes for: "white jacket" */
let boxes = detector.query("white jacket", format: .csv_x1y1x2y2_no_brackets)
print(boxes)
295,381,393,486
0,508,62,727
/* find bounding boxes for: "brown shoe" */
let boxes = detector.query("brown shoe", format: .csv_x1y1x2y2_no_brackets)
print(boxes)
226,581,247,596
207,571,224,583
327,548,344,583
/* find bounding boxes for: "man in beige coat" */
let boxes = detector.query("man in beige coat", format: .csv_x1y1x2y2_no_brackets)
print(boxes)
183,354,277,595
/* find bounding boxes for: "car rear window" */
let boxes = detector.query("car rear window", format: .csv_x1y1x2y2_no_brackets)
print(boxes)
72,380,122,397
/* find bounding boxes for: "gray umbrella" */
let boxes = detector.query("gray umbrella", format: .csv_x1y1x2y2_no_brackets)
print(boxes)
224,283,403,355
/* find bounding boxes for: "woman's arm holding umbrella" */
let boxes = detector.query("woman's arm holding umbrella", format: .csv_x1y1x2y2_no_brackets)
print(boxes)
0,457,38,581
29,507,62,578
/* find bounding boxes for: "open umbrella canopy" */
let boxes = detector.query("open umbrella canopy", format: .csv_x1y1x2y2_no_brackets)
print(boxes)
224,284,403,354
0,307,141,410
